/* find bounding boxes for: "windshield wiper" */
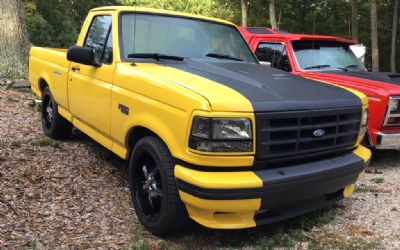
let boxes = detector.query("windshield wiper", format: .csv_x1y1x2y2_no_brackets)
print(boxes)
206,53,243,61
127,53,185,61
345,64,360,69
304,64,332,70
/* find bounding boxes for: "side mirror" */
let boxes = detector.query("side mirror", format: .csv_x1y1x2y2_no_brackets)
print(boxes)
67,46,100,67
259,61,272,67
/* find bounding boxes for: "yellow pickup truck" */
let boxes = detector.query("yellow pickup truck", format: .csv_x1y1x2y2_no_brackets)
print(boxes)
29,6,371,235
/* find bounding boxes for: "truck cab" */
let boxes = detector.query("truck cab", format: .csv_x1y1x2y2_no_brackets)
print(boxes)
240,27,400,150
29,7,370,235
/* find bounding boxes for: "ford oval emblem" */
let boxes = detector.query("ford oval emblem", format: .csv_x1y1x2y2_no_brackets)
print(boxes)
313,129,326,137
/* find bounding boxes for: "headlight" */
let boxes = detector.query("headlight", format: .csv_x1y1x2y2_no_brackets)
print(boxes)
389,98,400,112
384,96,400,126
189,117,253,152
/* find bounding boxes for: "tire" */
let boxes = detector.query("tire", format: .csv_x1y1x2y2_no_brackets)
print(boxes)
129,136,189,235
41,87,72,139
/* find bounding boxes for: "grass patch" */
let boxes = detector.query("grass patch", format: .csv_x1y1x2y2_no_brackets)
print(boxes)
252,210,336,249
256,232,298,250
0,155,5,161
370,177,384,184
308,235,382,250
24,148,36,156
365,168,383,174
22,166,33,178
6,96,18,103
28,99,41,111
123,208,339,250
10,141,22,148
123,225,152,250
133,242,150,250
211,209,336,250
12,87,31,93
356,184,378,193
31,138,60,148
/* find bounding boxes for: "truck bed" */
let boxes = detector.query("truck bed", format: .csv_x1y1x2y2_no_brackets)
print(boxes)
29,47,70,108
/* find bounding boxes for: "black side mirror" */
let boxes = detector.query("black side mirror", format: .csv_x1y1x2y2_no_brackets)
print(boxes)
67,46,100,67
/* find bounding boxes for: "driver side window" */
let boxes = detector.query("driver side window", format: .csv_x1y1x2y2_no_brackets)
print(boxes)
255,42,291,72
84,15,112,65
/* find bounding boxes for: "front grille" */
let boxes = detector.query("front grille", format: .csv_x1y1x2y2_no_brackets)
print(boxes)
256,108,361,161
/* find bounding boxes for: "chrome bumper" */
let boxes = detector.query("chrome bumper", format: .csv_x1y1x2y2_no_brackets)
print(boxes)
376,133,400,149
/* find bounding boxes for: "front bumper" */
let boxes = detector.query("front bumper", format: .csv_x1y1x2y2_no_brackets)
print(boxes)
376,132,400,149
174,146,371,229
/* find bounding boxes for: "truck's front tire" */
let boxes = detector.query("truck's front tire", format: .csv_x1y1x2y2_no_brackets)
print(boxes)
41,87,72,139
129,136,189,235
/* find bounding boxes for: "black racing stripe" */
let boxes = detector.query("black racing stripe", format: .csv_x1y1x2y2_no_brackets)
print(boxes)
176,153,365,202
176,179,264,200
159,60,362,112
174,158,252,172
254,192,343,226
328,71,400,85
253,153,364,210
253,153,364,186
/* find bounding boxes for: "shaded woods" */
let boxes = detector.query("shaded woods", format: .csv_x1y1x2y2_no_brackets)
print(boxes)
0,0,399,77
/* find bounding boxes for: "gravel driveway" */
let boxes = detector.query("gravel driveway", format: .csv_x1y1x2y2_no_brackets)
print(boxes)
0,87,399,249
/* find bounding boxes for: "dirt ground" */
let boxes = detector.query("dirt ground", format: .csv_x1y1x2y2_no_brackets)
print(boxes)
0,87,399,250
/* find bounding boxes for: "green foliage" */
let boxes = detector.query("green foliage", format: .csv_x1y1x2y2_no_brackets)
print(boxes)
117,0,238,21
21,0,399,71
23,0,116,48
370,177,385,184
31,137,60,148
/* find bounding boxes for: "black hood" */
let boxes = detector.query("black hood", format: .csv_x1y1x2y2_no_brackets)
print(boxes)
329,71,400,85
162,60,362,112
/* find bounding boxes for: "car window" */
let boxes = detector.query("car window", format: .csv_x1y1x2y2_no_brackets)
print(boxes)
120,13,258,63
246,27,273,34
102,32,113,64
84,15,112,65
292,40,366,71
256,42,291,72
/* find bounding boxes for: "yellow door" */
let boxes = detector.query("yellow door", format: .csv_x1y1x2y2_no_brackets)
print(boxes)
68,15,114,139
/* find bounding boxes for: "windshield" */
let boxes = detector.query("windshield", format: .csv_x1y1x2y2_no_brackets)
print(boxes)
292,40,366,71
120,13,258,63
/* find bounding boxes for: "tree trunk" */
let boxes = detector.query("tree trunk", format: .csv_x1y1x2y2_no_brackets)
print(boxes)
351,0,359,41
269,0,278,29
241,0,248,26
370,0,379,72
391,0,399,72
0,0,30,78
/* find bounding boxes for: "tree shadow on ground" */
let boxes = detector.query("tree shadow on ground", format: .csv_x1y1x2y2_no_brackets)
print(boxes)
161,206,338,249
369,149,400,170
68,128,356,250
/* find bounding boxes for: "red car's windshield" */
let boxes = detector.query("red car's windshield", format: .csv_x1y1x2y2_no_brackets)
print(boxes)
292,40,366,72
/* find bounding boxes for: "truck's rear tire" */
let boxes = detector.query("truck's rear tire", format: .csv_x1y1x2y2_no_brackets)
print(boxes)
41,87,72,139
129,136,189,235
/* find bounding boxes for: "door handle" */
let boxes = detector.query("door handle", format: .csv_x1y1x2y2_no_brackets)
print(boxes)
71,66,80,72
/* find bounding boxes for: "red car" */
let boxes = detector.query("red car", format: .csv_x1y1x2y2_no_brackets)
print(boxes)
239,26,400,149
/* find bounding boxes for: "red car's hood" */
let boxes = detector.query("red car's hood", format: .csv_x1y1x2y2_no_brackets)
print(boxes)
300,71,400,95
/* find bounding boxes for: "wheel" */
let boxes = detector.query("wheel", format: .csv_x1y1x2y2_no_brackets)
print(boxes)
129,136,189,235
41,87,72,139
